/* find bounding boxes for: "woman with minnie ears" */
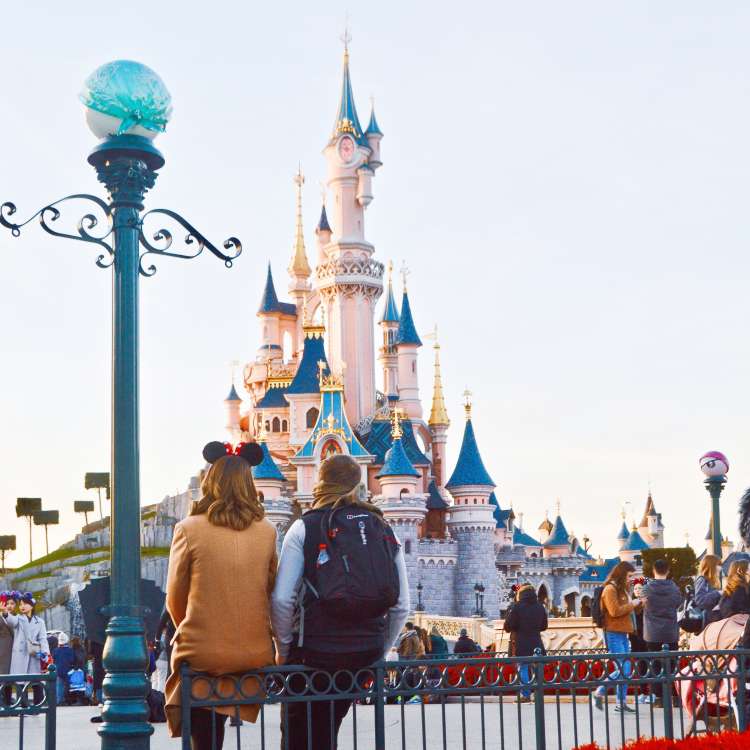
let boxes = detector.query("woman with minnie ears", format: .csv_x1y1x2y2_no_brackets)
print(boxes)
164,440,276,750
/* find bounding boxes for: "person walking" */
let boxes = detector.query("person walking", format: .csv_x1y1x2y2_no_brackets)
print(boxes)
271,454,409,750
503,583,548,703
9,593,50,706
593,561,642,713
453,628,480,654
694,555,722,626
164,441,276,750
641,559,683,708
719,560,750,619
51,633,76,705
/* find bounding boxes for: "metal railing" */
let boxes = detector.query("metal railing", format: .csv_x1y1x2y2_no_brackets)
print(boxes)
0,665,57,750
180,648,749,750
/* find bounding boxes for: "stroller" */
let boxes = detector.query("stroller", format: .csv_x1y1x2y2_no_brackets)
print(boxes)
678,614,750,735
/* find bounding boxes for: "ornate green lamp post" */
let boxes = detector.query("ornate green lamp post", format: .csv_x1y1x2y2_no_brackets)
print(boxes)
1,60,242,749
700,451,729,559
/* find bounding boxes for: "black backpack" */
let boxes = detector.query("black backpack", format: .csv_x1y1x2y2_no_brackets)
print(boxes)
304,506,400,623
591,584,607,627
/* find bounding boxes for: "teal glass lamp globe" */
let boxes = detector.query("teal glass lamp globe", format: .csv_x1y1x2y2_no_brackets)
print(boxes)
80,60,172,140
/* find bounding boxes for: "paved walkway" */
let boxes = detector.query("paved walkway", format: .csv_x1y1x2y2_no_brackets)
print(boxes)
7,698,700,750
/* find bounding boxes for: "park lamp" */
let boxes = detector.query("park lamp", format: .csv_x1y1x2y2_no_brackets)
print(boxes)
700,451,728,561
85,471,111,521
15,498,42,563
0,536,16,573
1,59,242,750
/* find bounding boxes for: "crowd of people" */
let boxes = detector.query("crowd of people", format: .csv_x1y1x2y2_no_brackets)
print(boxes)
6,443,750,748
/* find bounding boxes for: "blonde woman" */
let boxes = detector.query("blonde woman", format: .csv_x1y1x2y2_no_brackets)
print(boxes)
694,554,722,626
165,441,274,750
719,560,750,619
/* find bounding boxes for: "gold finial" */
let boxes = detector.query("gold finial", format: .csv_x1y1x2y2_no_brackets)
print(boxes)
462,388,472,419
427,326,450,427
325,413,337,432
289,165,311,278
387,259,393,279
391,407,404,440
555,498,561,517
400,261,410,292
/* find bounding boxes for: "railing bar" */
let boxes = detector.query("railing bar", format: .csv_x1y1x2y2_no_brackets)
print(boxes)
420,689,427,750
441,692,448,750
587,685,594,745
260,703,266,750
555,688,562,750
306,700,313,750
461,693,467,750
570,683,578,749
234,706,241,749
516,690,523,750
497,683,505,750
479,693,486,750
604,690,611,750
329,700,335,750
400,683,406,750
211,707,217,750
352,699,358,750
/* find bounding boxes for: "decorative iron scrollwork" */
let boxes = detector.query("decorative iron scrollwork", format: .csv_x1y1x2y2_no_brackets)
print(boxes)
138,208,242,277
0,194,114,268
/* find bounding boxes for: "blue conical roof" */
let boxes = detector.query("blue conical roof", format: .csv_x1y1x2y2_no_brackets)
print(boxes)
253,442,286,482
366,107,383,136
317,204,331,233
446,418,494,489
258,263,279,313
395,291,421,346
380,276,400,323
426,480,448,510
375,436,420,479
331,52,368,147
513,526,542,548
622,528,650,552
287,330,330,395
543,515,571,547
225,384,241,402
617,521,629,541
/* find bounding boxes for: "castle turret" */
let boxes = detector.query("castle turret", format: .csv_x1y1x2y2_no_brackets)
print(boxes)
619,525,650,566
378,261,400,399
316,43,383,427
257,264,296,362
428,334,450,487
288,167,312,356
315,204,332,264
396,287,422,420
538,513,554,545
616,514,630,551
365,105,383,170
376,410,425,612
638,492,664,548
253,436,293,551
224,383,242,443
542,513,572,558
445,394,500,618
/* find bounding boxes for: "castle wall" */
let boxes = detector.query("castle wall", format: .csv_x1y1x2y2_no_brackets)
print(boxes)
416,538,458,615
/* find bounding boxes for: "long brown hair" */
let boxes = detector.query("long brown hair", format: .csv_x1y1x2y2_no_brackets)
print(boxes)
605,561,636,595
698,554,721,591
723,561,749,596
190,455,264,530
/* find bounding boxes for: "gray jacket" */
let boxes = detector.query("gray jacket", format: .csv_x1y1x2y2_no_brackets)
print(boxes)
642,579,683,646
694,576,721,613
9,614,49,675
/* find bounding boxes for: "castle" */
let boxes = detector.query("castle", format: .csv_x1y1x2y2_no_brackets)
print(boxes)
217,44,671,619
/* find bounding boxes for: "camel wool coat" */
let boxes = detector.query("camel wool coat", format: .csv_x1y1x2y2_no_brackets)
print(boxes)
165,513,278,737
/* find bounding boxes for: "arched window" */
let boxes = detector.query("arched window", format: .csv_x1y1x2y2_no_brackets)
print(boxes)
265,420,270,432
281,419,288,432
399,488,409,499
272,417,281,432
404,539,412,555
306,407,319,429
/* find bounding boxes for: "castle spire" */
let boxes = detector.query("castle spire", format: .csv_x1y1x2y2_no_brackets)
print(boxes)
445,393,495,490
289,166,311,278
428,331,450,427
380,261,399,323
258,263,280,313
330,37,366,146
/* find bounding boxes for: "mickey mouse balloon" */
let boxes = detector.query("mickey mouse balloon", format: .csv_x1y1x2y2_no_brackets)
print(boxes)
80,60,172,140
699,451,729,477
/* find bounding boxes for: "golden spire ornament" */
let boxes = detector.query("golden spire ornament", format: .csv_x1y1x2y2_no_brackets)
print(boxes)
426,325,450,427
289,165,311,278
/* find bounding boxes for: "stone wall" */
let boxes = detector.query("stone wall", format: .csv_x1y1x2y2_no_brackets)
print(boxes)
416,537,457,614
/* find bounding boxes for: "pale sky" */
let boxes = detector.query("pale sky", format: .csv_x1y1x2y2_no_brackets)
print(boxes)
1,2,749,567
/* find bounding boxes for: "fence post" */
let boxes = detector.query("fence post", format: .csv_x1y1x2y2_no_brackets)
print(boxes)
660,645,674,740
45,666,57,750
374,662,386,750
180,662,192,750
737,650,747,732
533,648,546,750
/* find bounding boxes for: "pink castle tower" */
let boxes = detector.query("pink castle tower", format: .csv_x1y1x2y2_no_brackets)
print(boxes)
315,41,384,427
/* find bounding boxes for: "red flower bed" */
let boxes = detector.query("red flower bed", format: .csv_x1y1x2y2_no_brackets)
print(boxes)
576,730,750,749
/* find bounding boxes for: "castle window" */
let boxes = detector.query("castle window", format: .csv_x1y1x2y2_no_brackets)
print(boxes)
412,361,416,374
265,420,270,432
473,498,477,504
258,491,264,501
272,417,281,432
281,419,288,432
404,539,412,555
306,407,319,429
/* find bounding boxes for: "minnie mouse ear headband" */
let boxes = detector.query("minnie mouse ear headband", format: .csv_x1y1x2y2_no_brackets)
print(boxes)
1,590,22,603
202,441,264,468
20,592,36,606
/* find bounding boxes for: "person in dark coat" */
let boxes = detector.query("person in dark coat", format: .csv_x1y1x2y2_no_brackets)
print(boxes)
694,555,722,626
453,629,480,655
429,626,449,658
52,633,76,705
503,584,548,701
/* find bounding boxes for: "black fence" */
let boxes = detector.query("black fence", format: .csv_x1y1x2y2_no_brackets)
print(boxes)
180,648,749,750
0,666,57,750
